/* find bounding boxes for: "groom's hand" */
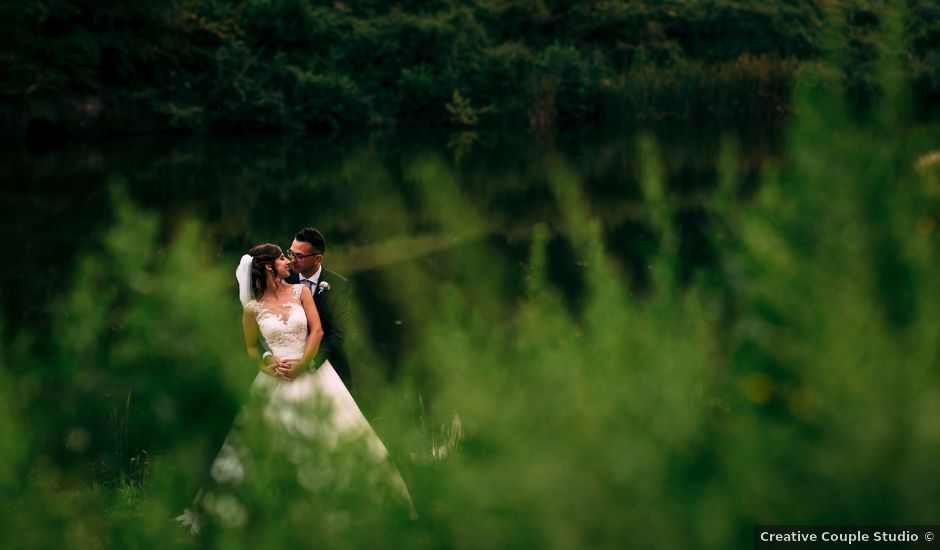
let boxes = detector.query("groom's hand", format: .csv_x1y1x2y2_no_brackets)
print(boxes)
267,356,290,379
281,359,305,380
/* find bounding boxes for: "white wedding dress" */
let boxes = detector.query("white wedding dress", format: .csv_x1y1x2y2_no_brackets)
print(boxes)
179,285,414,533
243,285,384,443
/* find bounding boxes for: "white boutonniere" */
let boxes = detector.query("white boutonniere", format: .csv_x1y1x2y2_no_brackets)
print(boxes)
317,281,331,294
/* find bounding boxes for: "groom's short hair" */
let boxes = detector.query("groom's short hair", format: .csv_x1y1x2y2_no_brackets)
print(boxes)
295,227,326,254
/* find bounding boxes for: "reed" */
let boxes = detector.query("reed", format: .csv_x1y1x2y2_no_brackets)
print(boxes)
1,6,938,548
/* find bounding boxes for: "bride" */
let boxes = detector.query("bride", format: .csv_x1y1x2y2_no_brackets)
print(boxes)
178,244,414,533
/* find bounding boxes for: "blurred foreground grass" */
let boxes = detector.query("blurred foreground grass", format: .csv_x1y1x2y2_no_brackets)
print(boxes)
2,13,940,550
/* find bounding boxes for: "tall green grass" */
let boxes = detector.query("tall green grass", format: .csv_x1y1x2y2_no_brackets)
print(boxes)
2,8,940,549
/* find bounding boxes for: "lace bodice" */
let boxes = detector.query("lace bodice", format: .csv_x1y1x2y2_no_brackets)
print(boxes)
246,285,307,360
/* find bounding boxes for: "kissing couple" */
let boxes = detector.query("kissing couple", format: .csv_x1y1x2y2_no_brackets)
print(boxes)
247,227,352,391
178,227,414,534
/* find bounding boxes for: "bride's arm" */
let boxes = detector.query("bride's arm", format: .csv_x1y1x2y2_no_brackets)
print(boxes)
292,285,324,375
243,308,282,378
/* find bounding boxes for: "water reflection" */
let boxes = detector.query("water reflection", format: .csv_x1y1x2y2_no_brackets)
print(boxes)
1,121,785,365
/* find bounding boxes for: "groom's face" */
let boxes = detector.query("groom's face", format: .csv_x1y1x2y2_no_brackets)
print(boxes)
289,239,322,277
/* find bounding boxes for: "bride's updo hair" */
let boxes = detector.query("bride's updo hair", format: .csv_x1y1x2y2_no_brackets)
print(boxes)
248,243,283,298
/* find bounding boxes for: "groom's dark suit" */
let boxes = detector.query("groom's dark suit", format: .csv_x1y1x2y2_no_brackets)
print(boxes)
285,267,352,389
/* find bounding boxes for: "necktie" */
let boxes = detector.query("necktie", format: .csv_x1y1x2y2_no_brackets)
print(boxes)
301,279,315,293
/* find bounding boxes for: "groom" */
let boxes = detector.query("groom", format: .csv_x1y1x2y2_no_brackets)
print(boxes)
284,227,353,389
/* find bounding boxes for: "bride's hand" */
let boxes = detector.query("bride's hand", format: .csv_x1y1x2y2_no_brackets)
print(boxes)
281,359,305,380
271,358,298,380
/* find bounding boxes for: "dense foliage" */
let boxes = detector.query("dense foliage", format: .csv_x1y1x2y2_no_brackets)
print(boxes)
5,0,938,135
2,6,939,547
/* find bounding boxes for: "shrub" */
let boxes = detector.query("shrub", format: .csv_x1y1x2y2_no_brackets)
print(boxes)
290,69,369,130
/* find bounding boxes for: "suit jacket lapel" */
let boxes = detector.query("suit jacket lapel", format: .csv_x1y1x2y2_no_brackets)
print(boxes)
313,267,329,303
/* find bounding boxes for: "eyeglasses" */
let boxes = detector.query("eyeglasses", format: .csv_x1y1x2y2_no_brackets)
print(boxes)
286,249,321,261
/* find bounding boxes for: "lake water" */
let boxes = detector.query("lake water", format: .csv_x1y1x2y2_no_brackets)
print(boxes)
2,119,785,371
7,114,940,544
